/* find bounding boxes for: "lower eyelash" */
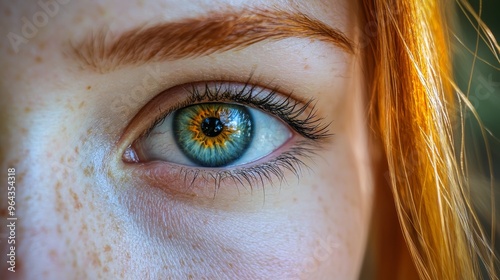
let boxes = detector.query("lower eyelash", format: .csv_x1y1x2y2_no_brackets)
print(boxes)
163,140,321,193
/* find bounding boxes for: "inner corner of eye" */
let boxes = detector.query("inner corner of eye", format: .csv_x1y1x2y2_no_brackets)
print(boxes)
122,145,140,163
128,102,293,168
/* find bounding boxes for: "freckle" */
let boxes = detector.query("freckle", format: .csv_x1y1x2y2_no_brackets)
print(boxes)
97,6,107,16
104,245,111,252
179,259,185,266
4,8,11,16
35,56,42,63
49,250,57,260
303,64,310,70
24,107,32,113
69,189,82,210
74,146,79,154
86,85,92,91
78,101,85,108
20,127,28,135
107,169,115,180
87,128,93,135
73,15,83,24
84,165,95,177
38,42,46,50
91,252,102,267
103,267,109,273
55,181,64,212
79,225,87,237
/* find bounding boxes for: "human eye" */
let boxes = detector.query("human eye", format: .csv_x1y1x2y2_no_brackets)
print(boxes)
121,80,331,195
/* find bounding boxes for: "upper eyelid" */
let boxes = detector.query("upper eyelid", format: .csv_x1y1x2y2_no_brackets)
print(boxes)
142,82,330,141
116,80,329,157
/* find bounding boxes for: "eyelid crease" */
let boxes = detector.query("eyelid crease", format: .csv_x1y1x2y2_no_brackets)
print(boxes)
70,7,353,73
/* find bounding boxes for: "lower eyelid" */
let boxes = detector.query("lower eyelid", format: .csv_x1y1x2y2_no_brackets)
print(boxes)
123,138,316,198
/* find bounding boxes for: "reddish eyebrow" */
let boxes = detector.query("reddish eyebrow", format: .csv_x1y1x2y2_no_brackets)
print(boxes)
71,8,354,73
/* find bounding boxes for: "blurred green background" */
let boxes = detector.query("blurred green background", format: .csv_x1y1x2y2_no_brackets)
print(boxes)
454,0,500,277
456,0,500,178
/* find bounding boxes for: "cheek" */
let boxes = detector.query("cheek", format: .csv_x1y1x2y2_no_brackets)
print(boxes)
116,183,322,279
295,148,372,279
113,146,369,280
1,107,129,279
301,68,374,277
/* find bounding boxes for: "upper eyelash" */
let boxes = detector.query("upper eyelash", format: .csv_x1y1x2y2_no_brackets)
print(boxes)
144,80,332,141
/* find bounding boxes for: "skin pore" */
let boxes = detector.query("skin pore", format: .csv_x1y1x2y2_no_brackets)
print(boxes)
0,0,376,279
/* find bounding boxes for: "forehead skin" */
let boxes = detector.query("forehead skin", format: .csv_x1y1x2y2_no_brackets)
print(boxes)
0,0,374,279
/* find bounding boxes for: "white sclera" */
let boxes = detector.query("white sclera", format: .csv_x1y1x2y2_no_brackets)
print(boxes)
140,106,292,167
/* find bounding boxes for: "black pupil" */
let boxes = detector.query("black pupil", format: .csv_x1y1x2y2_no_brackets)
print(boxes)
201,117,224,137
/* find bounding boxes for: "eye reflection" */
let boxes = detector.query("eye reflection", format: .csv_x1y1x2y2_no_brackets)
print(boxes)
134,102,292,168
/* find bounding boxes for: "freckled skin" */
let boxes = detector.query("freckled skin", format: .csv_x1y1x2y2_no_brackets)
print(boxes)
0,1,376,279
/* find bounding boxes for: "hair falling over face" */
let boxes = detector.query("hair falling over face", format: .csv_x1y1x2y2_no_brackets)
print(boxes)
361,0,499,279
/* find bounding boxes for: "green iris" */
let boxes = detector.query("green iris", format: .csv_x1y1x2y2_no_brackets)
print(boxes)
173,103,253,167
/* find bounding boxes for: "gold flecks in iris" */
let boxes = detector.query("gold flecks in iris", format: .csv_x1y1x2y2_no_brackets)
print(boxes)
187,106,239,149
